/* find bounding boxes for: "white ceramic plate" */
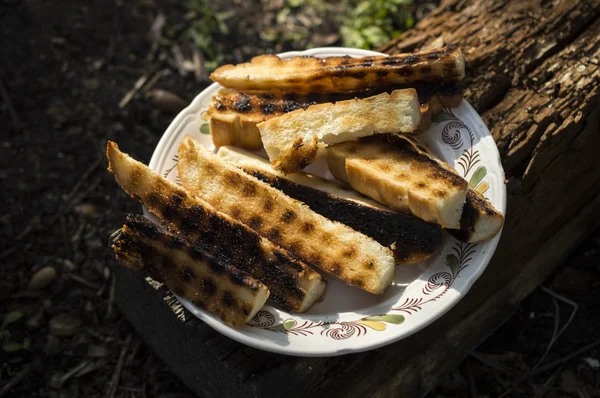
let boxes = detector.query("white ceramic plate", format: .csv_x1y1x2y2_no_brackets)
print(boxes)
146,47,506,357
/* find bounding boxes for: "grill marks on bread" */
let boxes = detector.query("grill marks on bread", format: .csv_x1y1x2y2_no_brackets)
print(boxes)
112,214,269,328
327,135,468,229
210,44,465,94
177,136,395,294
106,141,325,312
216,146,442,264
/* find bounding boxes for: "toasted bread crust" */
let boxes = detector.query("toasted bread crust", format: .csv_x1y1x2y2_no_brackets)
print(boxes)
106,141,325,312
113,214,269,328
448,189,505,243
206,83,463,150
216,146,442,264
177,136,395,294
258,89,421,174
327,135,468,229
211,44,464,93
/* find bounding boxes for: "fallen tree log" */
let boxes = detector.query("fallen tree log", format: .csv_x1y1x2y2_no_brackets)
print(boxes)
114,0,600,396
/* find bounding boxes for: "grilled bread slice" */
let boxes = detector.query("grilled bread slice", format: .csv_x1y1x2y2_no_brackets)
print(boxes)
178,136,395,294
217,146,441,264
327,134,468,229
258,89,421,174
211,44,465,93
113,214,269,328
207,83,463,150
448,188,504,242
390,135,504,242
106,141,326,312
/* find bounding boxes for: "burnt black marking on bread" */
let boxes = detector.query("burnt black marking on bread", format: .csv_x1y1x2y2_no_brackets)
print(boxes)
247,170,441,263
281,209,297,223
260,103,276,115
233,95,252,112
118,196,312,310
448,190,501,242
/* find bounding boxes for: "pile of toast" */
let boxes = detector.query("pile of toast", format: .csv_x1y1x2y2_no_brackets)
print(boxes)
107,44,504,328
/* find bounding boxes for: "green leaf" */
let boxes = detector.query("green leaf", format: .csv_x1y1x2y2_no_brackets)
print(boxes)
361,26,389,47
469,166,487,188
363,314,405,324
22,337,31,350
431,111,457,124
282,319,297,329
276,8,291,25
1,311,23,329
287,0,303,8
2,342,22,353
199,124,210,135
446,254,460,278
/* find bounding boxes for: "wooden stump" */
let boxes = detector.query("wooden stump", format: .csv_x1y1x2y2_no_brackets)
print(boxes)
115,1,600,396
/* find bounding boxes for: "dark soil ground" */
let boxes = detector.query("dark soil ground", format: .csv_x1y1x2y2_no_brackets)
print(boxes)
1,1,598,397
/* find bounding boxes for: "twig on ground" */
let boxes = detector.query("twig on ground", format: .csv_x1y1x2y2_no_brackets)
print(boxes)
141,69,170,97
53,360,92,389
533,286,579,370
192,45,205,82
70,174,103,209
106,334,132,398
0,79,22,130
60,215,73,260
466,359,478,398
106,272,116,320
534,365,563,398
66,273,102,290
50,157,102,225
0,363,31,397
499,339,600,398
171,44,186,77
0,291,41,302
119,67,158,108
492,368,510,391
15,214,41,241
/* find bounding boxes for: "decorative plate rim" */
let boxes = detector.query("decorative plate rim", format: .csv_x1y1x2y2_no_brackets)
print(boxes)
146,47,506,357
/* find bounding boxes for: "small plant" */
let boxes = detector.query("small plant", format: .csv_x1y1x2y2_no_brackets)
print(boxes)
184,0,234,70
0,311,30,353
339,0,414,49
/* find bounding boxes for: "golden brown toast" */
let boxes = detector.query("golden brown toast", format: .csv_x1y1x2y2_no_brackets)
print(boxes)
258,89,421,174
211,44,464,93
217,146,442,264
177,136,396,295
207,83,463,150
113,214,269,328
106,141,326,312
327,135,468,229
388,135,504,242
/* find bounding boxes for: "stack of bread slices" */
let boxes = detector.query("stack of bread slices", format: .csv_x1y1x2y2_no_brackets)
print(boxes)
107,44,504,328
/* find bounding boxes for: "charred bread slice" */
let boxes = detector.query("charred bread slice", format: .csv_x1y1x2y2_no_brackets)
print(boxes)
106,141,325,312
258,89,421,174
177,136,396,294
113,214,269,328
211,44,465,93
326,134,468,229
207,83,463,150
217,146,442,264
448,189,504,243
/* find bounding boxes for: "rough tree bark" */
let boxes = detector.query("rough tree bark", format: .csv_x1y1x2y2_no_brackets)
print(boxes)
114,0,600,396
